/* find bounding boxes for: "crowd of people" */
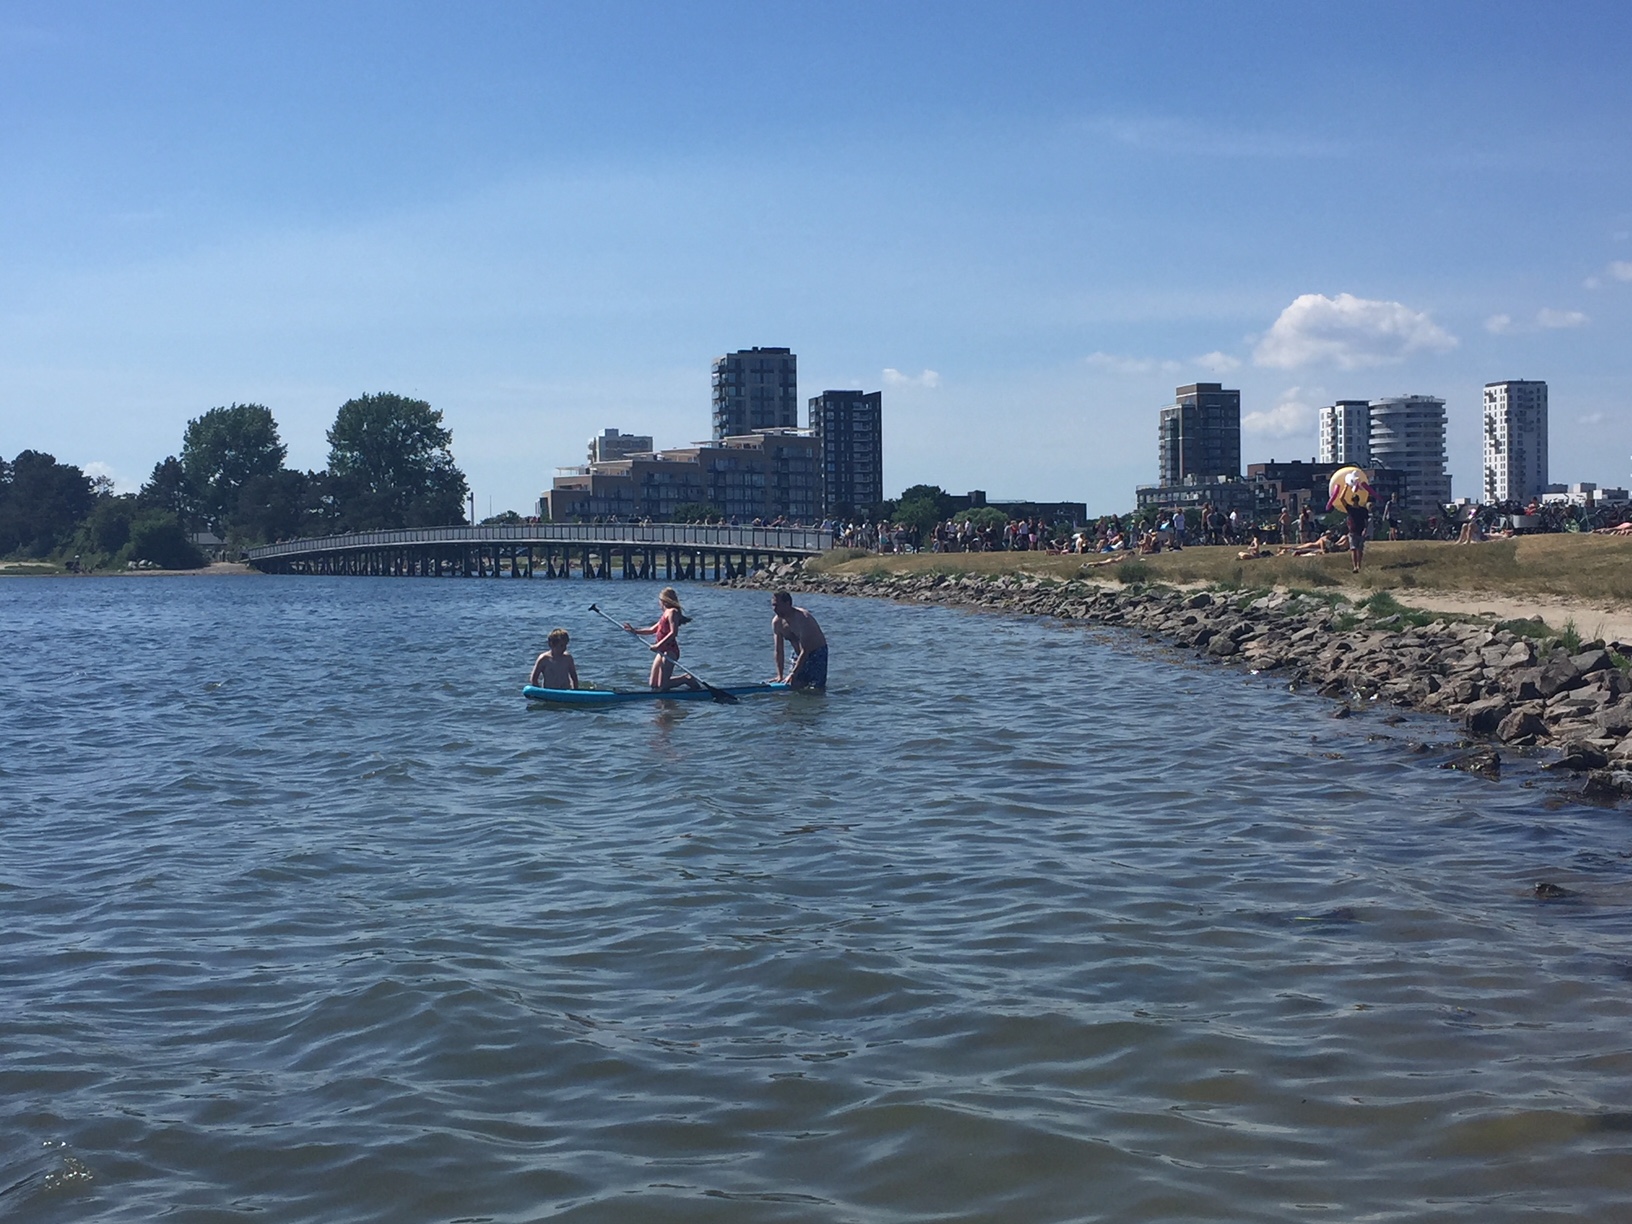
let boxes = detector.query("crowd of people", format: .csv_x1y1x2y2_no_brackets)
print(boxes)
566,495,1632,557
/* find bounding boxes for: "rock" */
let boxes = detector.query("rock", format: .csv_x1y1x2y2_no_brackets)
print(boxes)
1533,881,1576,900
1570,648,1614,677
1582,770,1632,800
1599,702,1632,739
1545,742,1610,772
1535,659,1583,698
1463,695,1511,736
1499,641,1536,668
1208,635,1239,657
1331,705,1352,719
1442,748,1501,778
1496,710,1548,744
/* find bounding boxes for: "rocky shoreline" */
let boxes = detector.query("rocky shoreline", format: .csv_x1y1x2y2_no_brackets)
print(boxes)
735,566,1632,802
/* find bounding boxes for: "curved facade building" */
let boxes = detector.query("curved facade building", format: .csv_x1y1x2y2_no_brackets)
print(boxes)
1368,395,1451,517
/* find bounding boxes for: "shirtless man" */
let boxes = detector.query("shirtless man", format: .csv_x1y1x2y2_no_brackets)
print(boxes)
770,591,828,689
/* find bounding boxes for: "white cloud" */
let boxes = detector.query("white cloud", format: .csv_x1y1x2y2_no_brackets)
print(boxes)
1193,350,1242,373
1083,351,1182,377
1486,308,1588,334
1253,292,1458,370
1610,261,1632,282
882,368,940,390
83,460,137,494
1537,308,1588,329
1242,388,1316,438
1578,412,1608,426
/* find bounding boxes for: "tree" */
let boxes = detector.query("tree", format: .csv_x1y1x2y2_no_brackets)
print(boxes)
954,506,1009,529
891,484,956,538
181,404,288,534
0,450,97,557
672,502,724,523
77,494,140,557
326,393,468,530
140,456,197,527
232,469,318,545
125,511,205,569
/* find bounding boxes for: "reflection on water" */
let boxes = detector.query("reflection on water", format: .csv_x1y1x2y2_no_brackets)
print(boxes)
4,574,1632,1222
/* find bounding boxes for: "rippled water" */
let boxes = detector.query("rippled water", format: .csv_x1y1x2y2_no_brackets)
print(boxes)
5,574,1632,1222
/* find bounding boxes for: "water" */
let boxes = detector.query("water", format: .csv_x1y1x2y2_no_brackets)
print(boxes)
4,575,1632,1222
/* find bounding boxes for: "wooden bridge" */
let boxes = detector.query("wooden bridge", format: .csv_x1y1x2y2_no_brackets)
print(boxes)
244,523,833,580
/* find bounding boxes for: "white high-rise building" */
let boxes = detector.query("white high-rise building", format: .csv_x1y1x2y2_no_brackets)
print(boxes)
1482,380,1548,504
1318,400,1372,466
1369,395,1451,517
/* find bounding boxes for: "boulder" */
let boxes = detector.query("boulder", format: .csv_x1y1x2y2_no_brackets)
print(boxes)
1443,748,1501,778
1496,709,1548,744
1570,648,1614,677
1463,695,1511,735
1545,742,1610,772
1535,658,1583,698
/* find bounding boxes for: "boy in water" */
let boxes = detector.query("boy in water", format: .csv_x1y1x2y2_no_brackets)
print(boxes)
529,628,580,690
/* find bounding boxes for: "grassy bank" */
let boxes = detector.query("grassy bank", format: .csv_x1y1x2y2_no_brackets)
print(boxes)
806,534,1632,604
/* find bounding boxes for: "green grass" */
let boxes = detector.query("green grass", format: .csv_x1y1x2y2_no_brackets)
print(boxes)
807,534,1632,604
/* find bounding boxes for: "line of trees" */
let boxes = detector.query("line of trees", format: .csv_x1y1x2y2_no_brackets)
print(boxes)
0,393,468,569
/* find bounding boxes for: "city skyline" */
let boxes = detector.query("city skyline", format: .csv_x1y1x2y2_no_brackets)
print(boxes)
2,3,1630,517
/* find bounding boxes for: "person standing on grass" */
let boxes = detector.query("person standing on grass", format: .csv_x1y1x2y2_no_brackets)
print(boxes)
1346,499,1371,573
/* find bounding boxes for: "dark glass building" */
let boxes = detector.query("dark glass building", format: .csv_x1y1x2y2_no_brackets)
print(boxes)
711,347,798,440
809,389,882,516
1157,383,1241,486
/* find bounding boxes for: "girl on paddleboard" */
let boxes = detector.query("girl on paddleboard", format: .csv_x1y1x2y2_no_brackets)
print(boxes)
624,587,701,692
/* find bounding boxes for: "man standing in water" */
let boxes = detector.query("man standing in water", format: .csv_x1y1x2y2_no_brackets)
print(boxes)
770,591,828,689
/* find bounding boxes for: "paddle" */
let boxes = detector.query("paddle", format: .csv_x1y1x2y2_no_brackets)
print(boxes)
587,602,741,704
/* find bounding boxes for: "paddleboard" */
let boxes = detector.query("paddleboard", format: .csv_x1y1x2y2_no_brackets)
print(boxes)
523,682,792,705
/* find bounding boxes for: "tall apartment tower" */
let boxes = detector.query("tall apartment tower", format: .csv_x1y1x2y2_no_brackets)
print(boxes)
1482,380,1548,504
1369,395,1451,516
809,390,883,516
1157,383,1241,486
711,346,798,440
1318,400,1373,466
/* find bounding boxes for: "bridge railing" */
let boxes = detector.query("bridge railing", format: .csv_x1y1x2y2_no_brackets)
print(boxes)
246,523,833,561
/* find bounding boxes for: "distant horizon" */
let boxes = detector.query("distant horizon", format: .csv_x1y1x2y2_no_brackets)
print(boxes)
3,2,1629,515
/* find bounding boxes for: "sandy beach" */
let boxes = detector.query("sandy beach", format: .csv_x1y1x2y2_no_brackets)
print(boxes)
1389,590,1632,646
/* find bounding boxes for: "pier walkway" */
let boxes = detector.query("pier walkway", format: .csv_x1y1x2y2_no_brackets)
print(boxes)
244,523,832,580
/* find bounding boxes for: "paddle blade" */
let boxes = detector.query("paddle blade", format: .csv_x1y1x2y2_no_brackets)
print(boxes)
707,685,741,705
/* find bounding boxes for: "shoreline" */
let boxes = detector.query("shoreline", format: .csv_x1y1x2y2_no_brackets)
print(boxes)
0,560,258,578
733,562,1632,803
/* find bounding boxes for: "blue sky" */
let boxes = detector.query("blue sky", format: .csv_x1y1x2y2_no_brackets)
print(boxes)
2,0,1629,515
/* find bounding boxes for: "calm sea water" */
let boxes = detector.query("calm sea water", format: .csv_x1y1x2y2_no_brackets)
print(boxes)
4,574,1632,1223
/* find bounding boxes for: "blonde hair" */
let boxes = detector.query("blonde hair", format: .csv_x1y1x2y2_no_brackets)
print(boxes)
658,587,692,623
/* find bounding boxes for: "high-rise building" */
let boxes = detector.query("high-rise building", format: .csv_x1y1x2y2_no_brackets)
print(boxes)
1482,380,1548,504
1369,395,1451,516
1157,383,1240,486
809,390,882,516
1318,400,1372,466
587,427,654,464
711,347,797,440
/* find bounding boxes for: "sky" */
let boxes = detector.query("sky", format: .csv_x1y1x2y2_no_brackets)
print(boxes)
2,0,1630,516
